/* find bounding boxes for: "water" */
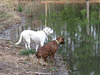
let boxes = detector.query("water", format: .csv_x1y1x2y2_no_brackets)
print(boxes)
0,2,100,75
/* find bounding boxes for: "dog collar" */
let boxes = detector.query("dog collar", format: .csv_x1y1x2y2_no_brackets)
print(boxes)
55,40,59,45
43,30,48,36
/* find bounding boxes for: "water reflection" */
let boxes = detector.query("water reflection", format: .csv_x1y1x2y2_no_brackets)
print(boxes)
45,3,100,75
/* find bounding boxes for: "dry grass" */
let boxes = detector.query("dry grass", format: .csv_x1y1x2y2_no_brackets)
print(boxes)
0,0,21,33
27,54,48,67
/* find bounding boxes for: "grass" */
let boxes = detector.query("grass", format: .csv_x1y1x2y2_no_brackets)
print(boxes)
17,4,23,12
19,49,36,56
48,67,58,72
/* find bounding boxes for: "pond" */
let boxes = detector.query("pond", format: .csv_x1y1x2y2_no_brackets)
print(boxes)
0,1,100,75
39,3,100,75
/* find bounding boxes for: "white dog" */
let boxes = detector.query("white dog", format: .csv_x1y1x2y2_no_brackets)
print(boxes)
15,27,53,51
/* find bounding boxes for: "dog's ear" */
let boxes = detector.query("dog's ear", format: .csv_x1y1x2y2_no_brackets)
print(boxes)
57,37,61,40
56,37,61,42
56,36,60,39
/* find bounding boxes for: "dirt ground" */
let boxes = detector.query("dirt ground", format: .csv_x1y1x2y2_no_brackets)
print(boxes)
0,39,60,75
0,39,68,75
0,0,67,75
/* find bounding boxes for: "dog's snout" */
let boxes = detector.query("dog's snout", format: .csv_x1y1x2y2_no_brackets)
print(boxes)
61,37,65,44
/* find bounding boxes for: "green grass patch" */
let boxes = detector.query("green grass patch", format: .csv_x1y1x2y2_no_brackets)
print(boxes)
48,67,58,72
19,49,36,56
17,4,23,12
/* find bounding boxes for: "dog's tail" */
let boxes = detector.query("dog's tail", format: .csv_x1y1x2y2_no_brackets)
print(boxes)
15,33,23,45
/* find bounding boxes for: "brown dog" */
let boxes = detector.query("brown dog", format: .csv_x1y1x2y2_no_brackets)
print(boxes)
36,37,65,61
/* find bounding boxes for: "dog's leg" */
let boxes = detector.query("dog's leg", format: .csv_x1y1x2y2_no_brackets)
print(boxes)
52,52,55,61
35,43,39,51
24,38,31,50
24,39,29,50
40,42,44,47
27,40,31,50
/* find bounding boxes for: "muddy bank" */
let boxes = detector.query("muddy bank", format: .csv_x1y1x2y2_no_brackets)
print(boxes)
0,39,68,75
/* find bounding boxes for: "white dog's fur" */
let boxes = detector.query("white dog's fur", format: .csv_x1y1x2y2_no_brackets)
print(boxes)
15,27,53,51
